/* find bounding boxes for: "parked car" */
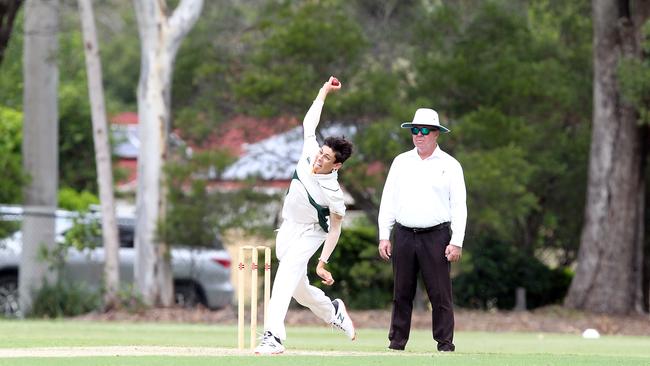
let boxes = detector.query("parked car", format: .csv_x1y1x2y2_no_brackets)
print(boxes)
0,206,233,317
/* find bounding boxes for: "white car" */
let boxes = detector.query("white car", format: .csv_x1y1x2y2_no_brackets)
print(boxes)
0,206,233,317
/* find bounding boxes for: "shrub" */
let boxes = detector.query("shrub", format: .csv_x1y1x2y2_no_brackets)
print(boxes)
31,280,102,318
306,225,393,309
453,238,573,310
113,285,148,313
58,187,99,212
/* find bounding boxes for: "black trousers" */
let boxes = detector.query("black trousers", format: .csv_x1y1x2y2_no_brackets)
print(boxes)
388,223,455,351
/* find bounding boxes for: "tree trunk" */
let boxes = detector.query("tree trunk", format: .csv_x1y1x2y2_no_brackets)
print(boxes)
19,0,59,316
565,0,650,314
133,0,203,307
0,0,23,64
78,0,120,310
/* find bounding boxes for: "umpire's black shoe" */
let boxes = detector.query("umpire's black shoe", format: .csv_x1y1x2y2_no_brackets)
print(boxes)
437,343,455,352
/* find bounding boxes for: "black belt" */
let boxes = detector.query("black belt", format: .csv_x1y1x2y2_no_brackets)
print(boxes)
396,222,450,233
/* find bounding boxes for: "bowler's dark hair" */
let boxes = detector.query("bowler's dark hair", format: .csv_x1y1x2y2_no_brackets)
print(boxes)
324,136,353,164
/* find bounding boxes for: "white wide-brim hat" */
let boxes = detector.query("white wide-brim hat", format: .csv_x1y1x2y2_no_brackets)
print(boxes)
400,108,450,133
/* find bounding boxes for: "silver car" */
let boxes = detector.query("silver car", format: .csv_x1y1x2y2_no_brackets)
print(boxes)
0,206,234,317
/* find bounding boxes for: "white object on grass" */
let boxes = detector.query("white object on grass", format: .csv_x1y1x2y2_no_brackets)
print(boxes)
582,328,600,339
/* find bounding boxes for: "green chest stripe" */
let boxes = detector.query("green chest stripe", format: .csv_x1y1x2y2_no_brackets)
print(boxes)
292,170,330,233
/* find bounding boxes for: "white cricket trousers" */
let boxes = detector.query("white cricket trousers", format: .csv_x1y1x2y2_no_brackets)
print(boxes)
266,220,336,341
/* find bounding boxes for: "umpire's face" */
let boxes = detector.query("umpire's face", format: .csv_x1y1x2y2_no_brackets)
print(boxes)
411,125,440,153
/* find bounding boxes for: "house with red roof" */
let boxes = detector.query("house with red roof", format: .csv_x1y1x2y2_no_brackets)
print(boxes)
111,112,354,191
111,112,360,225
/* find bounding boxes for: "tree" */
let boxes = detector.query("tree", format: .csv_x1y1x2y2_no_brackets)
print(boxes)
0,106,24,240
0,0,22,64
565,0,650,314
133,0,203,307
77,0,120,310
0,3,101,195
19,0,59,316
233,0,367,117
345,1,592,309
409,1,593,259
0,106,23,205
618,16,650,315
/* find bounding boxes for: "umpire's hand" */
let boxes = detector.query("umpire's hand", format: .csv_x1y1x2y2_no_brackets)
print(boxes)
445,244,462,262
378,239,392,261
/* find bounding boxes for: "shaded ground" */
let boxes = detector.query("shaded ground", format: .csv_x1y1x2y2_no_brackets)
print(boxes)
74,305,650,336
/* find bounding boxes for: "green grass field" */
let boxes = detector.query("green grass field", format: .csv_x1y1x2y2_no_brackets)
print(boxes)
0,319,649,366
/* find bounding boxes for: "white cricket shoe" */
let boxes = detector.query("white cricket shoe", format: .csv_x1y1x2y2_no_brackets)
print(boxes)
254,331,285,355
331,298,356,340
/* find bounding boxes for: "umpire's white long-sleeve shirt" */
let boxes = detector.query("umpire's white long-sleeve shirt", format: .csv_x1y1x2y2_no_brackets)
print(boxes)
378,146,467,246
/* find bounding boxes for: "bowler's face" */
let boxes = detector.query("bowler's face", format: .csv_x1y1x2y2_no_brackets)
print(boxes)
313,145,341,174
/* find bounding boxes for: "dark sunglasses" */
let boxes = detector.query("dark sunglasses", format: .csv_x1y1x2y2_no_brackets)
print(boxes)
411,127,436,136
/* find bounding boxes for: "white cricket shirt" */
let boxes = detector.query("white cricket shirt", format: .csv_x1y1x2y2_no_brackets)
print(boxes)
378,146,467,246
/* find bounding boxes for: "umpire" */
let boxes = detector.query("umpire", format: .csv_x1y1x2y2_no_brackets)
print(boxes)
377,108,467,352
